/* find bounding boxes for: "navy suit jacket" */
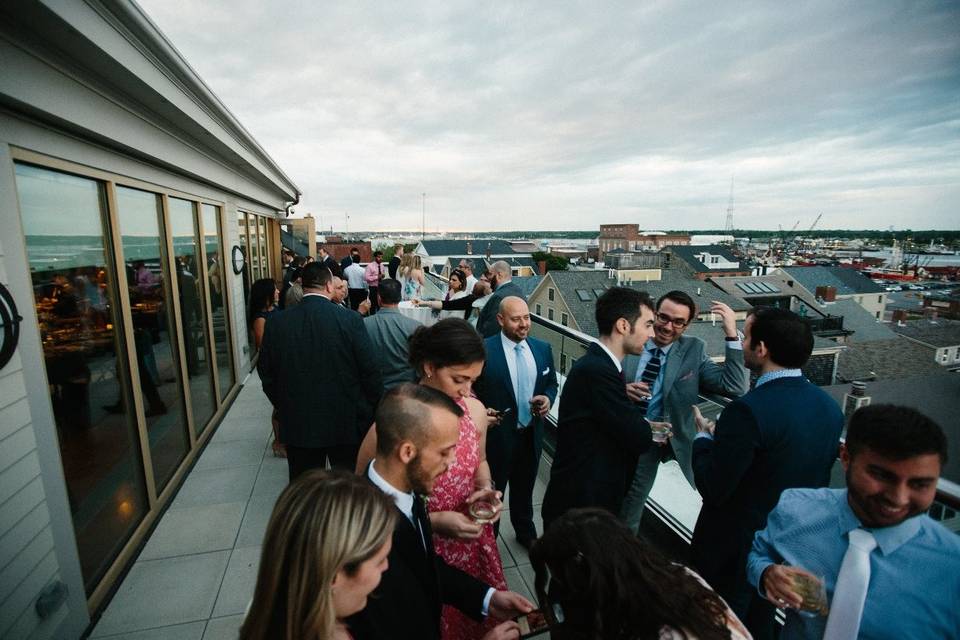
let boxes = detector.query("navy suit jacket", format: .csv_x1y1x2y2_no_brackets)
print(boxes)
541,342,653,526
691,376,843,595
475,333,558,432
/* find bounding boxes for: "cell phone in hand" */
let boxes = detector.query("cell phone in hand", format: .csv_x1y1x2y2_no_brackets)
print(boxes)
515,609,550,638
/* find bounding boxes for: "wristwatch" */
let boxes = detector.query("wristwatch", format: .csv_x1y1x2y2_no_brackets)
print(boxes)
725,330,744,342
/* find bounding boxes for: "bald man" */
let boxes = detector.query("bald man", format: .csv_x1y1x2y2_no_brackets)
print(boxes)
474,297,558,549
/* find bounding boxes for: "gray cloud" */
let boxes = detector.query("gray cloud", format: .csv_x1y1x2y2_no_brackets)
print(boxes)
140,0,960,230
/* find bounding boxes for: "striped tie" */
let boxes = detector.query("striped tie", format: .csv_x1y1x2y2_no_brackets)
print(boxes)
636,348,662,415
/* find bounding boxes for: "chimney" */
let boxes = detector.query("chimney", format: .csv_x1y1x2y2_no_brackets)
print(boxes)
815,286,836,302
466,241,473,255
843,381,871,421
537,260,547,276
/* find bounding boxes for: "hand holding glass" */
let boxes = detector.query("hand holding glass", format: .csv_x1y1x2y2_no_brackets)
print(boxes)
791,572,828,617
468,482,502,524
647,415,673,444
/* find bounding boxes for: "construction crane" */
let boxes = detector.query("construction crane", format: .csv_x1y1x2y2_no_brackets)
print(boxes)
797,213,823,254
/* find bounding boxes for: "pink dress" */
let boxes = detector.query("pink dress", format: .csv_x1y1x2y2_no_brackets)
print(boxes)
429,397,508,640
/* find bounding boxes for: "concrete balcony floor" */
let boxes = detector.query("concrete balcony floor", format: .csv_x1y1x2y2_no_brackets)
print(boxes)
89,371,545,639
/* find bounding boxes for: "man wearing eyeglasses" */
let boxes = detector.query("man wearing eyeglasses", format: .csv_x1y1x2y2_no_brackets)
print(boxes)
619,290,748,534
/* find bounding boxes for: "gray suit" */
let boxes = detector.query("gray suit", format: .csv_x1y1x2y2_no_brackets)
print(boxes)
476,281,525,338
363,308,423,390
619,335,748,532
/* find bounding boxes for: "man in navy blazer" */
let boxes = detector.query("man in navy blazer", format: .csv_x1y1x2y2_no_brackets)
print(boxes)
541,287,657,531
475,297,558,549
691,307,843,638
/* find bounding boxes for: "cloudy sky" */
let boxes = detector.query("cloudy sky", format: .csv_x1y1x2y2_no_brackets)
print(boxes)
139,0,959,231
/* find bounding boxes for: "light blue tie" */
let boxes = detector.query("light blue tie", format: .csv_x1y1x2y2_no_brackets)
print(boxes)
515,343,533,427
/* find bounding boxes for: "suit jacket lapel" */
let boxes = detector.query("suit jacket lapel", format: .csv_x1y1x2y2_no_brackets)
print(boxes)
488,337,516,407
660,338,687,405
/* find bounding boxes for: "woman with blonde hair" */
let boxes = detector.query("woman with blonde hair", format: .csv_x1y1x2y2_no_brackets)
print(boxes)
240,469,397,640
398,252,424,301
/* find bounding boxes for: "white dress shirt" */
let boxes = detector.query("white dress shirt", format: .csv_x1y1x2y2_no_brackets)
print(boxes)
500,332,537,426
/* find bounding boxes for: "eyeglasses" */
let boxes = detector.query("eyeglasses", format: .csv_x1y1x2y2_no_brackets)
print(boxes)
655,312,689,328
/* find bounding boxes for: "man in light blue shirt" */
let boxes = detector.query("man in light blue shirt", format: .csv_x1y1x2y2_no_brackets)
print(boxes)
748,404,959,640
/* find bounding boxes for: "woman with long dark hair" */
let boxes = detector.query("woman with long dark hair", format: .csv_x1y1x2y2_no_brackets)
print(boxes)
531,508,751,640
356,318,508,639
414,269,477,319
248,277,284,456
240,469,396,640
248,278,279,351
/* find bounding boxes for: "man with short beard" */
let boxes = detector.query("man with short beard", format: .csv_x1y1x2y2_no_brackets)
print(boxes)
748,405,958,640
348,384,533,640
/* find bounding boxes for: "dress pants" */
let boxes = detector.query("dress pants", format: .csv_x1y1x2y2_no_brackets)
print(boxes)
368,286,380,314
489,424,540,541
619,441,675,533
286,443,359,482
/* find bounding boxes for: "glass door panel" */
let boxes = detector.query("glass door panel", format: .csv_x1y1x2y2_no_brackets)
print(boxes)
14,163,149,595
168,198,216,432
257,216,268,279
203,204,235,397
116,186,191,492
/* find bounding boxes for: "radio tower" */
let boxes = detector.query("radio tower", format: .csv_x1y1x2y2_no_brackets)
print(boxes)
724,176,735,232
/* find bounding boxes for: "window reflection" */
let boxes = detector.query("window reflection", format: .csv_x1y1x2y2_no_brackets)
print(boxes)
116,186,191,491
203,204,235,396
169,198,216,431
14,163,148,595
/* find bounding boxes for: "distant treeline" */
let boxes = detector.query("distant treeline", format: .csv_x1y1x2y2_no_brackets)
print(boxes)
457,230,960,245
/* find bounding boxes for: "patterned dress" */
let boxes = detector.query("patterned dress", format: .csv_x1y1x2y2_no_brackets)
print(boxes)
429,397,508,639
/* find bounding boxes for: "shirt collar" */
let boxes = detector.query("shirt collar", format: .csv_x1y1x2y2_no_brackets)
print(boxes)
368,460,415,519
756,368,803,387
501,331,527,351
596,340,622,372
646,339,674,356
303,292,331,300
836,489,924,556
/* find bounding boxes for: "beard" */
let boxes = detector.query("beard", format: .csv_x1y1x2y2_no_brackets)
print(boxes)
406,453,438,496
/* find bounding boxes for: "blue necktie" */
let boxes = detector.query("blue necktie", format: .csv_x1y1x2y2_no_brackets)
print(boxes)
515,343,533,427
636,348,662,416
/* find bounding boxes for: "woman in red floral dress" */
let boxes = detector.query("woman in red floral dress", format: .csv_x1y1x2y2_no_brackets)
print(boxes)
356,319,508,639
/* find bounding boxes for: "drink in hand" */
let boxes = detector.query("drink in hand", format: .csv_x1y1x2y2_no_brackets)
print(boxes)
468,482,501,524
792,572,828,617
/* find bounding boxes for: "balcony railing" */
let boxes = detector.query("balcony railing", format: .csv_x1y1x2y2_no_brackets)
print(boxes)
527,312,960,556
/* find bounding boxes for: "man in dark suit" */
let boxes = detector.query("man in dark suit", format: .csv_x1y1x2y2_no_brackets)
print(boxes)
475,297,558,549
691,306,843,638
348,384,531,640
476,260,525,338
388,243,403,279
619,291,749,533
317,244,341,277
541,287,657,530
340,246,360,274
258,262,382,481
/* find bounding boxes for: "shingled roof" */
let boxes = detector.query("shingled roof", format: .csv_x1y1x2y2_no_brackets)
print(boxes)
780,266,884,295
418,239,520,256
890,318,960,348
665,244,745,274
537,269,750,339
